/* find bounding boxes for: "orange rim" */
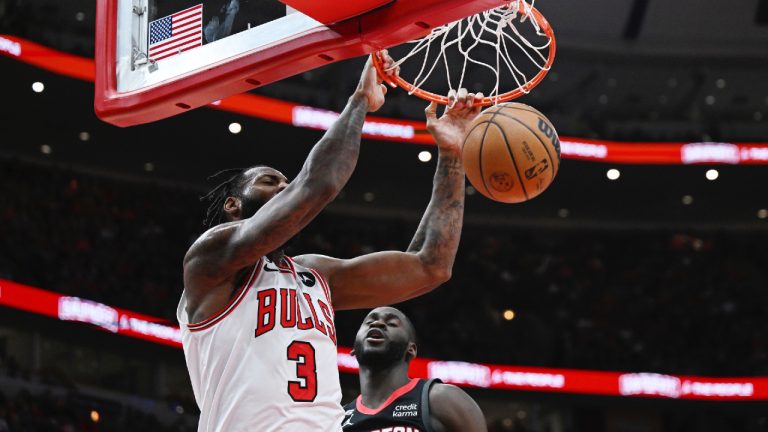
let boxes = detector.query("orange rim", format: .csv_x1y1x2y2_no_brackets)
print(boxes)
373,2,556,107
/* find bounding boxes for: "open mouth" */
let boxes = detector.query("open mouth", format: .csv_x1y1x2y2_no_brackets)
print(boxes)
366,328,386,343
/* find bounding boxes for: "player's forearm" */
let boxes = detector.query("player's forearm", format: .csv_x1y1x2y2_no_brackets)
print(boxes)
298,93,369,193
407,148,465,278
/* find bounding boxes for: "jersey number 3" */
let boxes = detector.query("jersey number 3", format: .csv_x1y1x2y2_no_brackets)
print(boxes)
287,341,317,402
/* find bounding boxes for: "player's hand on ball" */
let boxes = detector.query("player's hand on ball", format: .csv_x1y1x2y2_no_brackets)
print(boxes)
425,89,483,155
356,50,399,113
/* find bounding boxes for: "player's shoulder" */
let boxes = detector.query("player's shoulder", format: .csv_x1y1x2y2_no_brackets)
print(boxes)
184,220,242,265
427,382,487,432
427,382,480,420
427,382,468,405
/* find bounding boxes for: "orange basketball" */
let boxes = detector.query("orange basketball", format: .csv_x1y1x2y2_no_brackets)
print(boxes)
462,102,560,203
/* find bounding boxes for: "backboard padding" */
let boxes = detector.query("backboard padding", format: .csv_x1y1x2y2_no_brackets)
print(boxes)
279,0,393,25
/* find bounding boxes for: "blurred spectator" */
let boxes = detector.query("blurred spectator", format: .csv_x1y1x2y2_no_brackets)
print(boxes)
0,387,189,432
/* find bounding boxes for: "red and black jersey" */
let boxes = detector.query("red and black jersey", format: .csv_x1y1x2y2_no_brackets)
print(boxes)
342,378,440,432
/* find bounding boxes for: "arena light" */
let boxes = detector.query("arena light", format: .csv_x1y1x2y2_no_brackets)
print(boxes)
228,122,242,134
79,131,90,142
558,208,570,218
40,144,51,155
758,209,768,220
682,195,694,205
706,169,719,181
503,309,516,321
31,81,44,93
606,168,621,180
90,410,100,423
363,192,375,202
418,151,432,162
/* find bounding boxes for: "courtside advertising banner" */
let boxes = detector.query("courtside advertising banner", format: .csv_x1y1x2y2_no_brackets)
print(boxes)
2,278,766,401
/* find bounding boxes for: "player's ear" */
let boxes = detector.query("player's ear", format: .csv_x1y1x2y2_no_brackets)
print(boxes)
405,342,417,362
350,348,356,357
223,196,241,218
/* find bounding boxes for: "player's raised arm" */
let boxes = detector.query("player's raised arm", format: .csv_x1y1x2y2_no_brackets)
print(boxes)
182,54,397,322
429,383,488,432
295,90,482,310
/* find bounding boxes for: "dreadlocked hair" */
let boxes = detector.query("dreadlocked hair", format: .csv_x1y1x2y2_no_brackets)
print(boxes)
200,167,250,228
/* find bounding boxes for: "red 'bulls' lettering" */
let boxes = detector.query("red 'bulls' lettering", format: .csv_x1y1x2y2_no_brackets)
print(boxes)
255,289,276,336
280,288,297,328
317,300,336,345
297,300,315,330
255,287,335,342
304,293,327,336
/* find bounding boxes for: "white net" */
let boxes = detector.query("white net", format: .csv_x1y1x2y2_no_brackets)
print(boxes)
384,0,554,104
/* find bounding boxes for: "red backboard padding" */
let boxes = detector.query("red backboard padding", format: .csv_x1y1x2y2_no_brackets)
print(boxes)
279,0,393,24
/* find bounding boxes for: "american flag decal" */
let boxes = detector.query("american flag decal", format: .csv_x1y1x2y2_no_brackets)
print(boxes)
148,4,203,62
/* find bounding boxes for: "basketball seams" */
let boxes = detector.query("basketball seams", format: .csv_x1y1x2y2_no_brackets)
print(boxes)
464,120,497,200
500,115,557,182
486,104,547,118
492,110,559,181
491,119,529,201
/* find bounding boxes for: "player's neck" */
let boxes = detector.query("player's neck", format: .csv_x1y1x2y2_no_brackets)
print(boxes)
266,249,285,263
358,363,411,409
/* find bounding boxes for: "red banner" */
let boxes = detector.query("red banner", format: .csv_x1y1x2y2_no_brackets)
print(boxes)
1,278,767,400
3,34,768,164
0,279,181,348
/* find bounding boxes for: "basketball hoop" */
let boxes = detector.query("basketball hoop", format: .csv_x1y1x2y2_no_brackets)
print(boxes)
373,0,555,106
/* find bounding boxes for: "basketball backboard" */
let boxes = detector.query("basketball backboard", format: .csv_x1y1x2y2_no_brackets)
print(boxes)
94,0,509,127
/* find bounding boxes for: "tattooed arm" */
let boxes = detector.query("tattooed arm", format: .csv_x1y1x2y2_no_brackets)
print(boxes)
295,90,482,311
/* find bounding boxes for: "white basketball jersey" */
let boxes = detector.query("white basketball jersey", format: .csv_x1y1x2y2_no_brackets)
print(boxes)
177,256,343,432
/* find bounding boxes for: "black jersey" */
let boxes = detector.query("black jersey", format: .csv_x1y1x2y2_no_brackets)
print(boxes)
342,378,440,432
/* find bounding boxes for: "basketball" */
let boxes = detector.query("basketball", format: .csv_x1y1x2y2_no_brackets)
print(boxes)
462,102,561,203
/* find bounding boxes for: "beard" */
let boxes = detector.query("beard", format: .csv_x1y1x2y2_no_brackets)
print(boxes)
353,337,409,372
239,195,264,220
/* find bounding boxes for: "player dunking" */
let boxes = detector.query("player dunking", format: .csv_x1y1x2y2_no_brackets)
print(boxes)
343,307,486,432
178,52,483,431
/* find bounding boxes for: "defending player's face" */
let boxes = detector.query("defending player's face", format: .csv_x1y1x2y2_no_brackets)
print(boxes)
353,307,415,369
236,166,289,219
